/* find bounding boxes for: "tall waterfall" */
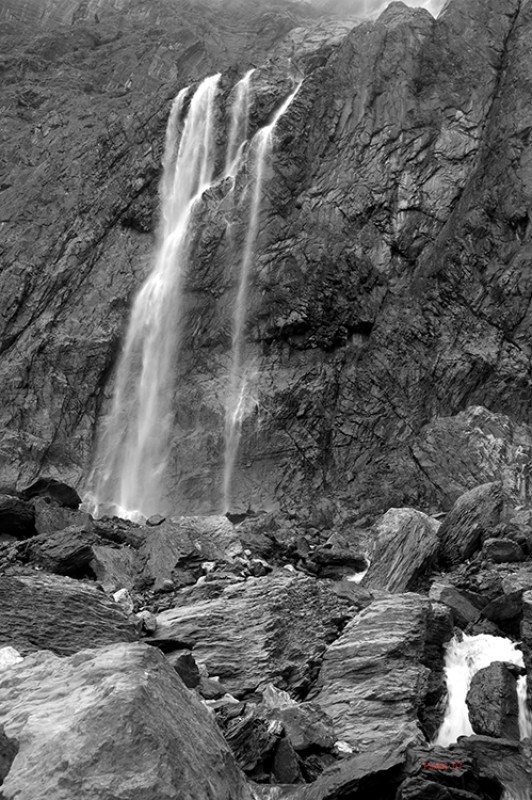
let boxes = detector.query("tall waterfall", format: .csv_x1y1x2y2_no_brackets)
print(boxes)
222,82,301,512
85,74,221,521
434,633,532,746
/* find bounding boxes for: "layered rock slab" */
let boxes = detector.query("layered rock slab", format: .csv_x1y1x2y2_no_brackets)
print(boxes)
0,641,252,800
310,594,435,752
364,508,439,592
0,573,137,655
152,572,367,696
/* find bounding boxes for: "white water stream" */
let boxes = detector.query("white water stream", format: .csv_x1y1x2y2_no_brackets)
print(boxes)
434,633,532,746
85,69,302,520
222,82,301,512
85,74,221,521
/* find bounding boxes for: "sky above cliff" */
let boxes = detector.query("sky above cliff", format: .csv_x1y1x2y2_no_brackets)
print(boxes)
301,0,447,16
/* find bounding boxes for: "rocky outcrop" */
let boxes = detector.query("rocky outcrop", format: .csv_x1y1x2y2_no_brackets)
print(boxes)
0,573,137,655
363,508,439,592
0,642,252,800
466,662,520,740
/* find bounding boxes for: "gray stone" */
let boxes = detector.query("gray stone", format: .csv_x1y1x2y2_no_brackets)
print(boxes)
483,538,525,564
466,662,519,740
364,508,440,592
429,582,482,627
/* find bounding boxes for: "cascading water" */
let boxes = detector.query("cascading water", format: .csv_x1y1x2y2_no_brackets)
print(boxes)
434,633,532,746
85,74,221,521
224,69,254,178
222,81,302,512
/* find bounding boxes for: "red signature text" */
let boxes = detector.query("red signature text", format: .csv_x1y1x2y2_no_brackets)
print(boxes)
423,761,463,771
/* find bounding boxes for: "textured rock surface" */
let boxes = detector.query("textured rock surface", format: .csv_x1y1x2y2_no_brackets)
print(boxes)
363,508,439,592
0,642,252,800
437,483,507,568
1,0,532,520
152,572,362,696
310,594,432,751
466,662,519,740
0,573,137,655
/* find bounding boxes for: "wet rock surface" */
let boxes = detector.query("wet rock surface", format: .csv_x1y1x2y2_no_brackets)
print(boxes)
466,662,520,740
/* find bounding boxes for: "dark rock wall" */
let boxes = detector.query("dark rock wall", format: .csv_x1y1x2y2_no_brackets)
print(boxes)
1,0,532,517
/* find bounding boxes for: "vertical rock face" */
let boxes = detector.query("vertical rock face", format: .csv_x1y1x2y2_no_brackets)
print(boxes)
1,0,532,519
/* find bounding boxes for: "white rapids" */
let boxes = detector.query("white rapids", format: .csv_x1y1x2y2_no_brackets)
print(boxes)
434,633,532,747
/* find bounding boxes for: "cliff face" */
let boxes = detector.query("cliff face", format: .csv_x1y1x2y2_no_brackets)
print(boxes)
1,0,532,519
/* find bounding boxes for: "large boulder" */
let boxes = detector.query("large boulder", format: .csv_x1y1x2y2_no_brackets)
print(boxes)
466,661,519,740
0,642,252,800
310,594,433,752
152,572,365,696
364,508,439,592
437,483,508,568
0,573,137,655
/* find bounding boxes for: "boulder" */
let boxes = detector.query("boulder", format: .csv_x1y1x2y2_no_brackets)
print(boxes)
272,737,302,785
364,508,439,592
17,526,97,578
306,532,366,579
429,582,482,627
89,545,139,592
311,594,433,752
0,573,137,656
0,642,252,799
0,496,35,539
272,703,336,753
482,538,525,564
137,515,243,591
521,590,532,702
21,478,81,509
32,497,92,536
466,662,519,740
166,651,200,689
437,483,507,568
152,573,361,696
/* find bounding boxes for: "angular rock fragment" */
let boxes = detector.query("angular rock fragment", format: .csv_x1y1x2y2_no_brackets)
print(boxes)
0,573,137,655
0,642,252,800
482,538,525,564
32,497,92,536
437,483,508,568
364,508,439,592
17,526,97,578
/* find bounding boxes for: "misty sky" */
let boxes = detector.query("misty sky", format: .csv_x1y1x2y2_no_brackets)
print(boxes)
306,0,448,17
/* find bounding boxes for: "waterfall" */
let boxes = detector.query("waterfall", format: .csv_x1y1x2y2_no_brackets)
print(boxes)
85,74,221,521
434,633,532,746
222,82,302,513
225,69,254,178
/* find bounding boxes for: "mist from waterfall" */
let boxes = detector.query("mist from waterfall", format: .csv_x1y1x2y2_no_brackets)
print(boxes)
84,74,221,521
222,82,302,512
434,633,532,747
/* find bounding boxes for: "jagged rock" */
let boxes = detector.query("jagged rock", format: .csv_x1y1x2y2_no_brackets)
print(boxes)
0,642,252,800
437,483,508,568
521,590,532,701
0,496,35,539
89,545,138,592
466,662,519,740
429,582,482,627
221,705,279,775
137,515,242,591
482,538,525,564
271,703,336,753
306,532,366,579
152,573,360,696
311,594,433,752
17,526,97,578
0,573,137,655
32,497,92,536
272,737,302,784
460,736,532,800
294,743,406,799
364,508,439,592
167,651,200,689
21,478,81,509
